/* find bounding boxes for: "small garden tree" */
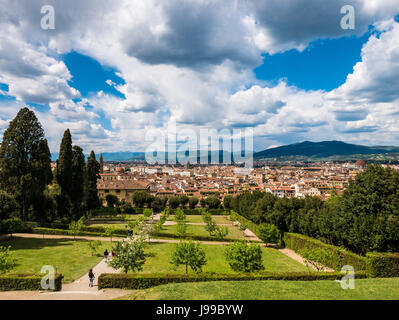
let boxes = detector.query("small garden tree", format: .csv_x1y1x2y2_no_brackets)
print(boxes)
104,225,116,242
214,226,229,240
69,216,85,240
143,208,153,219
0,246,17,274
170,241,207,274
87,240,102,256
225,242,264,272
107,237,146,273
176,221,187,238
257,223,281,244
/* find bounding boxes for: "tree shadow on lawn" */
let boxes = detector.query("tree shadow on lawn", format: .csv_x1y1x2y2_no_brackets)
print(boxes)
0,237,93,252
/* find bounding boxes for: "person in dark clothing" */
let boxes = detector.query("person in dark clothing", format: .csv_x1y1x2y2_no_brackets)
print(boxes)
88,269,95,287
104,249,109,261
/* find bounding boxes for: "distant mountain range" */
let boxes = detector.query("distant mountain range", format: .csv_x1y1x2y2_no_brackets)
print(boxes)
254,141,399,159
50,141,399,162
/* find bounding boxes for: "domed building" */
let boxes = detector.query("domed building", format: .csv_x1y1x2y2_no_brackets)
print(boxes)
354,160,367,170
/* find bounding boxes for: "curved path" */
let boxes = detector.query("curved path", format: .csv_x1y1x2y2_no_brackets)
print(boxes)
0,257,132,300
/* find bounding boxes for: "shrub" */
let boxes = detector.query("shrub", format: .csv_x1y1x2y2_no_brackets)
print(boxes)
225,242,264,273
257,223,280,244
366,252,399,278
0,274,63,291
0,218,23,236
0,246,17,274
283,233,367,271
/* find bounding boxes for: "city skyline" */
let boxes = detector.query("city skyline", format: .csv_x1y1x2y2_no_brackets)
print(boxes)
0,1,399,154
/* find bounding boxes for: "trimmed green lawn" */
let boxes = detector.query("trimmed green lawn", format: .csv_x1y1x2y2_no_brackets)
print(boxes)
1,237,111,283
138,243,307,274
155,224,245,240
118,278,399,300
167,215,230,224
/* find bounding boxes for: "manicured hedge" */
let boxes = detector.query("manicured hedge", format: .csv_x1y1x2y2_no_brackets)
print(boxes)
0,274,63,291
366,252,399,278
98,271,367,290
283,233,367,271
230,211,259,234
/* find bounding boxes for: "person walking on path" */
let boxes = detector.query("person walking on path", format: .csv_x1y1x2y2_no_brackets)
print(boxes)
88,269,95,287
104,249,109,261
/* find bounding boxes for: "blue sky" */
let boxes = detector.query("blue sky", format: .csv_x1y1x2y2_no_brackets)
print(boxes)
255,34,368,91
0,0,399,154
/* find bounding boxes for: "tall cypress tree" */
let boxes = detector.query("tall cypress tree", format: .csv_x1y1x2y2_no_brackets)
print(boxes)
85,150,100,210
0,108,52,220
57,129,73,198
71,145,85,216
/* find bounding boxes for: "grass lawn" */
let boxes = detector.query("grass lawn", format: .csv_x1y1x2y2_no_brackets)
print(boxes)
167,215,230,224
0,237,111,283
118,278,399,300
138,243,307,274
155,224,245,240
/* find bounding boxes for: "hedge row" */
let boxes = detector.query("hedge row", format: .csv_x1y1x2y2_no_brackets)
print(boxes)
0,274,63,291
230,211,259,235
98,271,367,290
283,233,368,271
366,252,399,278
31,227,124,239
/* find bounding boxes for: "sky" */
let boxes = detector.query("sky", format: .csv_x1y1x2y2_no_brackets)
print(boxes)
0,0,399,154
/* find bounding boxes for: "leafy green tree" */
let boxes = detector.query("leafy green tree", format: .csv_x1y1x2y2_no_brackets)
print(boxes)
0,191,18,220
188,196,199,209
176,221,187,238
0,246,17,274
105,194,119,208
152,196,166,213
174,208,186,223
225,242,264,272
170,241,207,274
179,195,189,208
205,196,220,209
223,195,234,209
0,108,52,221
107,237,147,273
87,240,102,256
257,223,281,244
85,151,100,210
69,216,85,240
168,196,181,209
142,208,152,218
214,226,229,240
104,225,117,242
71,145,86,215
202,211,219,236
57,129,73,215
132,191,152,208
